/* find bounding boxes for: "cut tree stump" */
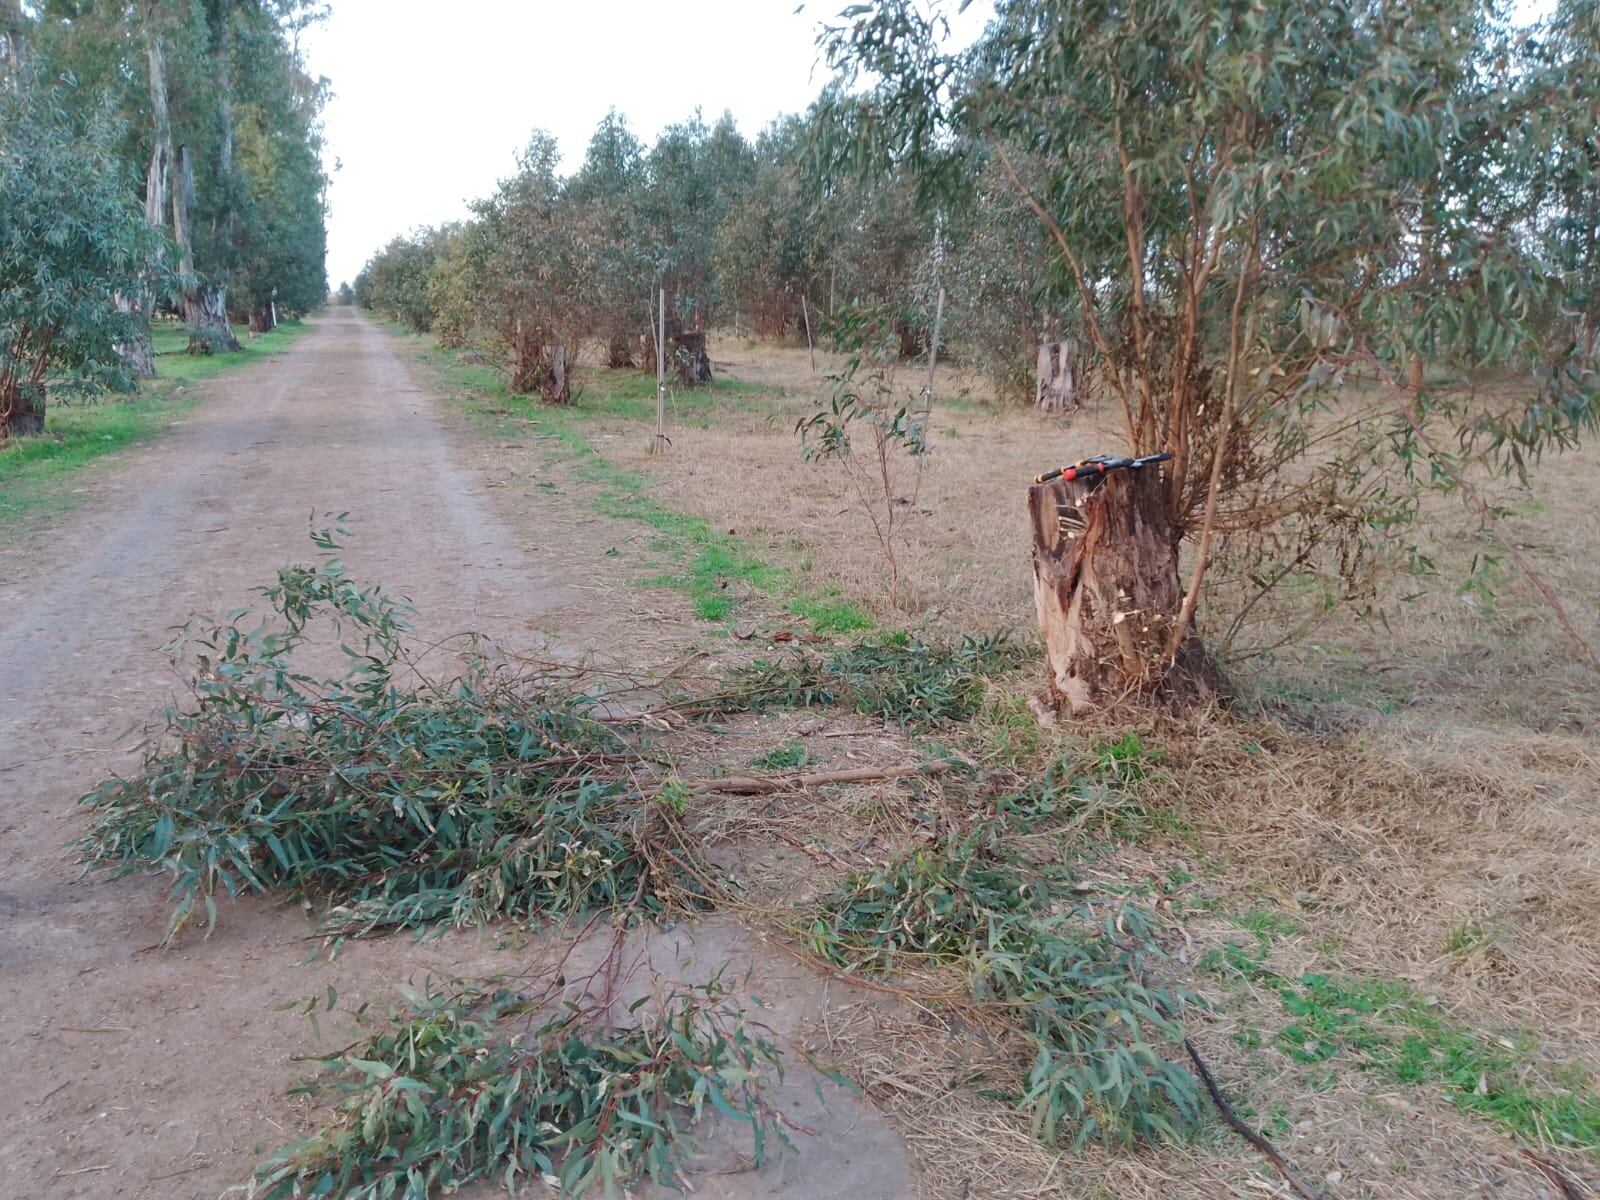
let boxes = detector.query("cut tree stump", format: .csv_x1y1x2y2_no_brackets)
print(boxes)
671,330,713,386
1036,340,1079,413
1028,466,1216,714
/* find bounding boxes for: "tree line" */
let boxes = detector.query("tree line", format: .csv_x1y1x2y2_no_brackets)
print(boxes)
351,106,1045,404
1,0,329,438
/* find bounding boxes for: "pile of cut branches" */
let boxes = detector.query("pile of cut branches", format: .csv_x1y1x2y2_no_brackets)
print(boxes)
810,832,1200,1149
702,630,1027,726
75,530,703,942
252,981,787,1199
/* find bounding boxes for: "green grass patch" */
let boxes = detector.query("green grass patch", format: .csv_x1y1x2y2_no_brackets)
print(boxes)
414,342,866,629
788,593,875,633
1198,939,1600,1153
1,320,311,538
750,739,809,771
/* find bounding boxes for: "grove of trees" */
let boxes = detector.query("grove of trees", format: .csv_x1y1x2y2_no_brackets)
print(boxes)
1,0,329,438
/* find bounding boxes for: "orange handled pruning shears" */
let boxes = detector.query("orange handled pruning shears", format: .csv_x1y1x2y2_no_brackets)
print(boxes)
1033,452,1173,485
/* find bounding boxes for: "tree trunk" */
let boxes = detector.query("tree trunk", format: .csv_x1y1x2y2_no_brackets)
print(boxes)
3,0,26,88
671,330,713,386
174,144,240,354
1029,467,1216,714
543,344,571,404
114,293,157,376
895,319,922,361
249,307,276,334
1036,340,1079,413
0,380,45,439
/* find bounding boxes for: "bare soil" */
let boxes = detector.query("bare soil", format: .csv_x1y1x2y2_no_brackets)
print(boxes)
0,311,911,1200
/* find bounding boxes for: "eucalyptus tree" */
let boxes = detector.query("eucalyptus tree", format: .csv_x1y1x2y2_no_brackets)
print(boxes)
1,81,165,437
470,132,598,401
566,110,651,365
1529,0,1600,363
638,112,755,335
819,0,1600,705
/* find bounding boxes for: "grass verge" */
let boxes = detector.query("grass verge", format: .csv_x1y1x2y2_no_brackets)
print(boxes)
0,319,311,539
408,338,877,632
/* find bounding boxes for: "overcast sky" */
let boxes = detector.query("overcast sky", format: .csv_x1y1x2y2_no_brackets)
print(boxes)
303,1,995,288
304,0,1555,290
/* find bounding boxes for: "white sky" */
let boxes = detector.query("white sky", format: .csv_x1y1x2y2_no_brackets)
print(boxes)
304,0,997,288
305,0,1555,290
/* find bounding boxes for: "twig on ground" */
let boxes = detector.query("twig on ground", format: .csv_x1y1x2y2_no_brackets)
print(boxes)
687,761,951,795
1181,1032,1326,1200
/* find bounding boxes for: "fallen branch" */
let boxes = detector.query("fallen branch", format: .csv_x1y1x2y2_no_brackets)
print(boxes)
1182,1033,1326,1200
687,761,952,796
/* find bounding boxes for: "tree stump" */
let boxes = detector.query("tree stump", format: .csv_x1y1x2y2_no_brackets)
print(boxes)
671,331,713,386
1029,467,1215,713
1035,340,1079,412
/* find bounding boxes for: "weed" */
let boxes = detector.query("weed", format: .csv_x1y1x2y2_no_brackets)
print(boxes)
788,593,876,633
750,740,809,772
1443,920,1489,957
251,981,786,1199
1232,907,1304,944
1090,731,1160,786
978,692,1045,767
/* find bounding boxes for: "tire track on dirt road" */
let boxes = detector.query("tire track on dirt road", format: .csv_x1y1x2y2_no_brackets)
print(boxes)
0,310,910,1200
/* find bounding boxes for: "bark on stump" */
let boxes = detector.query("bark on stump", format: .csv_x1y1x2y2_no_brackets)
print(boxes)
1029,467,1215,714
672,331,713,386
1036,341,1079,413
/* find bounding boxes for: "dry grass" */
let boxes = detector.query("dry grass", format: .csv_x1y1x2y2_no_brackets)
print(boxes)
450,334,1600,1199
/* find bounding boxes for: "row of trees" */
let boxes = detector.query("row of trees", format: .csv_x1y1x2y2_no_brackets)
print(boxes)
353,107,1047,403
1,0,329,438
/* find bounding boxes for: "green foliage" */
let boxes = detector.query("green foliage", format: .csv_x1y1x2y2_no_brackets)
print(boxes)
809,834,1044,971
818,0,1600,652
0,79,166,435
75,529,701,942
714,631,1024,727
252,981,788,1199
811,835,1200,1148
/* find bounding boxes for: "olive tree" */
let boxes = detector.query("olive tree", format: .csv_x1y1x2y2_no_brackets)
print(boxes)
1,85,164,438
820,0,1600,707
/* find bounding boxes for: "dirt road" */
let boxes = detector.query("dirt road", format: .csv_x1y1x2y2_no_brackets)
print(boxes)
0,311,910,1199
